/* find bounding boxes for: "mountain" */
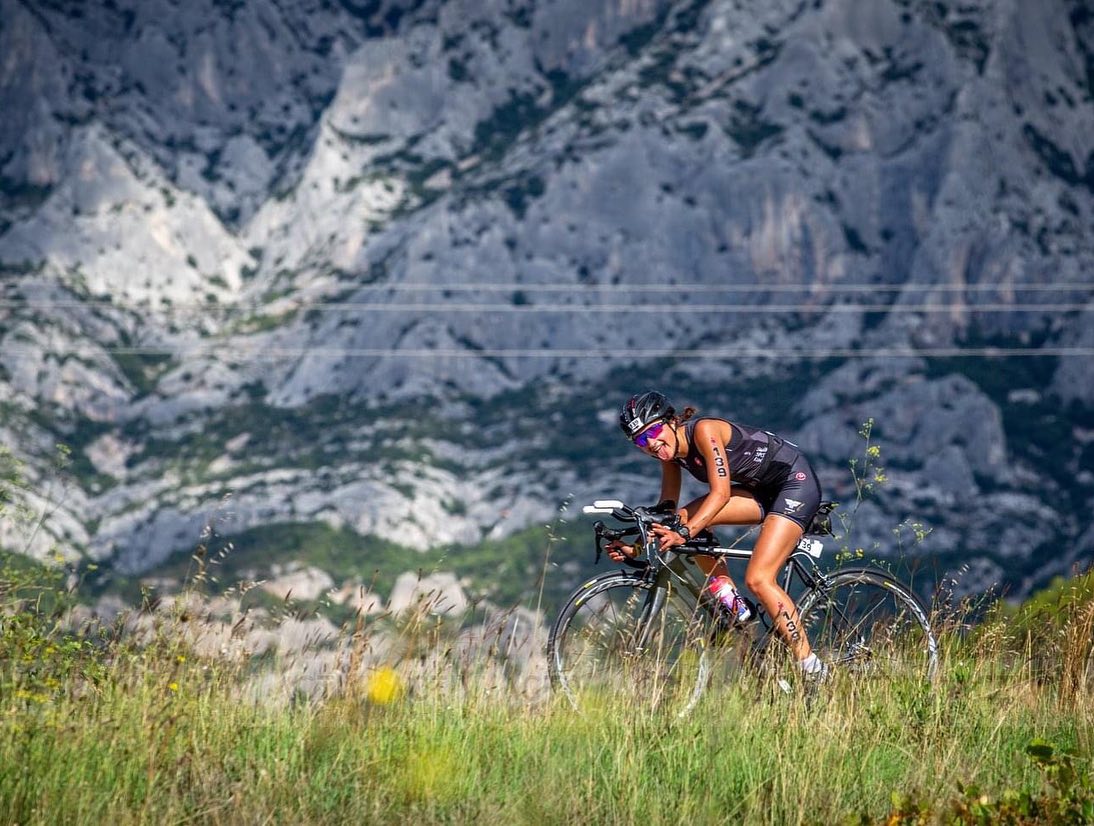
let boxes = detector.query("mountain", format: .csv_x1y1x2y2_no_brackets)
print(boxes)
1,0,1093,612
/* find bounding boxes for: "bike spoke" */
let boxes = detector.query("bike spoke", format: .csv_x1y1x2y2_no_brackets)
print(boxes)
799,570,937,683
549,575,710,715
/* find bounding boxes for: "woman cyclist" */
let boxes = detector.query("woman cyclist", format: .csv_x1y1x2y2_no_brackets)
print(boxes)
609,390,827,680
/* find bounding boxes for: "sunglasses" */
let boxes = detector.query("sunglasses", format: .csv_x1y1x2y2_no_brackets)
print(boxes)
633,422,665,449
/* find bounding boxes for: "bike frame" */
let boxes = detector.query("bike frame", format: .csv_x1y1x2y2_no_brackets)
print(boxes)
647,539,832,647
550,500,938,710
586,500,832,642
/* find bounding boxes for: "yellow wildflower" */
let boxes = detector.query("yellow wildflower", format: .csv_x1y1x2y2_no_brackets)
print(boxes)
366,666,403,705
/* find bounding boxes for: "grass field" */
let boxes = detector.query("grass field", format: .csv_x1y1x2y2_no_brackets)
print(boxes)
2,561,1093,825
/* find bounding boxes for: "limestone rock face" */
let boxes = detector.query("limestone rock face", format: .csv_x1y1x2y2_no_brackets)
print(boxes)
260,565,337,603
1,0,1091,601
388,571,470,616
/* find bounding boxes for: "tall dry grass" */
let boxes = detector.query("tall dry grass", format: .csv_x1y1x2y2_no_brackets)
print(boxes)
2,560,1093,825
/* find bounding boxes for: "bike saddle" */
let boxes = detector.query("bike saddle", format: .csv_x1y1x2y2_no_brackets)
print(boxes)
806,501,838,536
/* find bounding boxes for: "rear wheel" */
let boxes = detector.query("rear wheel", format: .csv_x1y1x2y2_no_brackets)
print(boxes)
547,570,711,716
796,567,937,682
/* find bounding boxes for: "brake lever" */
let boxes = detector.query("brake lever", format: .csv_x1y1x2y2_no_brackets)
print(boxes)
593,520,605,565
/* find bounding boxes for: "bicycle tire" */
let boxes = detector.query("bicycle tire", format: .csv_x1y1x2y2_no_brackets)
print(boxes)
547,569,711,716
796,566,938,682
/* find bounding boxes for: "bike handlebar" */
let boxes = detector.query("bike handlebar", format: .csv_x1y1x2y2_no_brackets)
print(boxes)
589,501,685,568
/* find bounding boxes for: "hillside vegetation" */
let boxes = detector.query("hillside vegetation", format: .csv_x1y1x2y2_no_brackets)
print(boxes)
2,0,1093,601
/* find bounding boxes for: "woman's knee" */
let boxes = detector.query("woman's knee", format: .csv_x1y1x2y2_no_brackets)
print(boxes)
745,569,776,595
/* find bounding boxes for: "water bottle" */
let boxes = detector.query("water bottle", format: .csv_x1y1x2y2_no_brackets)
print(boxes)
708,575,753,625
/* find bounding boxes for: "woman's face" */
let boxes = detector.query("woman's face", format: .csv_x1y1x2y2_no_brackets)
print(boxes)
633,421,675,461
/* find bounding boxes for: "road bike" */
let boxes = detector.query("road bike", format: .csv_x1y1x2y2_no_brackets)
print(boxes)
546,499,938,715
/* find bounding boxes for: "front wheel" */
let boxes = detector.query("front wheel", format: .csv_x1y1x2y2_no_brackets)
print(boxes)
796,567,938,682
547,570,711,716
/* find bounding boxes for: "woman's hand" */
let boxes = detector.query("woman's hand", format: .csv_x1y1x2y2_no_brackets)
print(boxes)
651,523,687,551
605,539,639,563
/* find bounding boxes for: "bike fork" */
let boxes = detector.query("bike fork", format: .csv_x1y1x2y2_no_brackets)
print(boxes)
630,581,668,654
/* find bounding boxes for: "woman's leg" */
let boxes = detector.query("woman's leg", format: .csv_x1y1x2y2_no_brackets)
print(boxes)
744,514,812,661
680,490,763,583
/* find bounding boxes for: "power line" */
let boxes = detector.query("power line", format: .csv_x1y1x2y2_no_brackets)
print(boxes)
1,280,1093,307
262,282,1094,293
1,301,1090,314
224,302,1091,314
3,345,1090,360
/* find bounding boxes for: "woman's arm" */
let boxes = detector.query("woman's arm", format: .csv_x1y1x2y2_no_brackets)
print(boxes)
658,460,682,506
683,419,733,533
654,419,733,549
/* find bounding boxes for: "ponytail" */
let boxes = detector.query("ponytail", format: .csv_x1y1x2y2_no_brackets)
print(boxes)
672,406,697,426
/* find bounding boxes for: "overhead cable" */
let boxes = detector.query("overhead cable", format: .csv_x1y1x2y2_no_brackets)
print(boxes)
2,345,1091,360
1,300,1091,314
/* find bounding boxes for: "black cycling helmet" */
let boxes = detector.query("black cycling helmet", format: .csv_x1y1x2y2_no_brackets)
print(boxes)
619,391,675,438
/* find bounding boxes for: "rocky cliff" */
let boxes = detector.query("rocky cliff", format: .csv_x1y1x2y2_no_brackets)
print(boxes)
1,0,1093,607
